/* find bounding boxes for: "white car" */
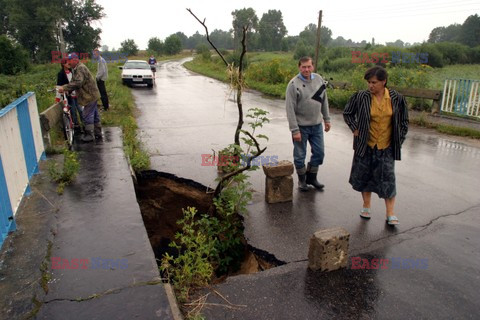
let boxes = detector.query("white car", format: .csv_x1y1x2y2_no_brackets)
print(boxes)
120,60,154,88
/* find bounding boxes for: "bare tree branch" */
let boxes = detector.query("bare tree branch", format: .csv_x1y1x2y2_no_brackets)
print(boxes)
233,25,248,147
186,8,228,66
187,9,267,206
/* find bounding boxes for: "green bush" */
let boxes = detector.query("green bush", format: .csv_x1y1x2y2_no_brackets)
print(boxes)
0,35,29,75
161,207,216,302
195,43,210,55
322,57,357,72
48,149,80,194
325,46,352,60
469,46,480,63
327,88,355,110
412,43,444,68
293,41,315,61
434,42,470,64
388,64,432,88
226,51,248,69
245,58,297,85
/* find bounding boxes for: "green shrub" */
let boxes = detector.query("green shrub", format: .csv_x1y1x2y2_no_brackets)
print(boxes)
161,207,216,302
327,88,355,110
245,58,297,85
411,43,444,68
322,57,357,72
469,46,480,64
226,51,248,69
48,149,80,194
293,41,315,61
195,43,210,55
388,64,432,88
434,42,470,64
325,46,352,60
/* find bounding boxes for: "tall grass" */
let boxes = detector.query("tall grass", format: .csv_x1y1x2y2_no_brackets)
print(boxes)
0,58,150,171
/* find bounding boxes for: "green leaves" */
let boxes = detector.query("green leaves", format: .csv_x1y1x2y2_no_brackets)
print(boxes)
48,149,80,194
161,207,215,302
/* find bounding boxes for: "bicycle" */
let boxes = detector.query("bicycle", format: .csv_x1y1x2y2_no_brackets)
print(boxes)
49,87,75,149
149,63,156,83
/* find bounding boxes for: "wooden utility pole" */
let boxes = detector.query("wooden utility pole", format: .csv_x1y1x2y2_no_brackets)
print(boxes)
313,10,323,72
58,22,66,55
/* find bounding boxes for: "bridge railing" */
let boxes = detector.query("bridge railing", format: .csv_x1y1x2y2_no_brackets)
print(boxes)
0,92,45,248
441,79,480,118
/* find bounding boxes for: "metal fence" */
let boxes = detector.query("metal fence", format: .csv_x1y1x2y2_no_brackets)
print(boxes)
441,79,480,118
0,92,45,248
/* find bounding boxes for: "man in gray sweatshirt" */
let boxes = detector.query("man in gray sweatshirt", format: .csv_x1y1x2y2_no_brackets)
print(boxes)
93,49,109,111
286,56,331,191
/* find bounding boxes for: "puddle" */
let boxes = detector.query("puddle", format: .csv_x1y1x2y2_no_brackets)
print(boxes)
134,170,284,278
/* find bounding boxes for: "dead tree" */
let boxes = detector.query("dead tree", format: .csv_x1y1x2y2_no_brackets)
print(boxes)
187,9,266,200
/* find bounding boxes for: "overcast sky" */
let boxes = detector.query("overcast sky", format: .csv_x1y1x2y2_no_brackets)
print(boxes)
94,0,479,50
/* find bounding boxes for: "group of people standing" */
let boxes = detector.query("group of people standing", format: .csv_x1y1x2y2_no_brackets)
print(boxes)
286,56,408,226
56,49,110,142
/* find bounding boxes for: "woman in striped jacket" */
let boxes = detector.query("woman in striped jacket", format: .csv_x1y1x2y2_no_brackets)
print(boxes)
343,66,409,226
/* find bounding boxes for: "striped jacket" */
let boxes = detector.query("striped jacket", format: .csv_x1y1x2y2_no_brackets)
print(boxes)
343,89,409,160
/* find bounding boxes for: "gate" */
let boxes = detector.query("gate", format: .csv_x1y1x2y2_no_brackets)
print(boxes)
441,79,480,118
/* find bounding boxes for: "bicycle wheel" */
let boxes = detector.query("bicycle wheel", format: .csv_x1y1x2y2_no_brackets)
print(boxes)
63,113,74,148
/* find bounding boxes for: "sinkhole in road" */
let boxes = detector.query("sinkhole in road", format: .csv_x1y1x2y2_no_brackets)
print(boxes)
134,170,285,279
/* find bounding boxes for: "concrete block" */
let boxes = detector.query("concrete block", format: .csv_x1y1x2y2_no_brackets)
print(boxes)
265,176,293,203
308,227,350,272
262,160,294,178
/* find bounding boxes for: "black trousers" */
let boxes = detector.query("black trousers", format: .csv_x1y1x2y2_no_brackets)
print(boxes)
96,79,109,110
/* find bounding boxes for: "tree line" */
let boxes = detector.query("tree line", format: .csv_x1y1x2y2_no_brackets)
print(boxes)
1,0,479,75
0,0,104,74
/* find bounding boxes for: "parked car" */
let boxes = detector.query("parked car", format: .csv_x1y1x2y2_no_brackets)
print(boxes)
119,60,154,88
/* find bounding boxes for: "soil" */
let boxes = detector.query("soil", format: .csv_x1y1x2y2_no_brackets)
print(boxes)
134,170,282,276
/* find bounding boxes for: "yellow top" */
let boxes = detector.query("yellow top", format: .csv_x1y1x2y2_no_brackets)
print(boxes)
368,88,393,149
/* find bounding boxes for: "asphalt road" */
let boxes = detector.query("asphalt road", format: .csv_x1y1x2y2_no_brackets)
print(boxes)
132,58,480,319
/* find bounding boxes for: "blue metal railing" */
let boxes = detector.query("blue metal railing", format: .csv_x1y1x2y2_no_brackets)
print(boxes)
0,92,45,249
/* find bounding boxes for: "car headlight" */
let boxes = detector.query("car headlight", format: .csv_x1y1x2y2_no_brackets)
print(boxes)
122,74,132,78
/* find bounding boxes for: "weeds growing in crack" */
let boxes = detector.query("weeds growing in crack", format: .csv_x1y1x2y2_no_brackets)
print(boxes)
39,240,53,294
27,295,43,319
48,149,80,194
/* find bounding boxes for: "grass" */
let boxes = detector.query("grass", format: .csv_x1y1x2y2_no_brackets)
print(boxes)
48,149,80,194
0,63,59,111
184,57,230,82
430,64,480,89
0,56,152,171
102,61,151,171
39,240,53,294
184,52,480,139
410,113,480,139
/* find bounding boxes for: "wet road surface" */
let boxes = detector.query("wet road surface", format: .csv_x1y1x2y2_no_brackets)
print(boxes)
133,58,480,319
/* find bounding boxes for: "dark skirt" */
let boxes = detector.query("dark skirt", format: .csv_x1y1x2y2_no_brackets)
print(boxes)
349,146,396,199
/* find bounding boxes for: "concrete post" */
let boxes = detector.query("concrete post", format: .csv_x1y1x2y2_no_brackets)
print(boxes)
308,227,350,272
262,160,294,204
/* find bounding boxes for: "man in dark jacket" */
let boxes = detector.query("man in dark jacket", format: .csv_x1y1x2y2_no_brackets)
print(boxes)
59,53,101,142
